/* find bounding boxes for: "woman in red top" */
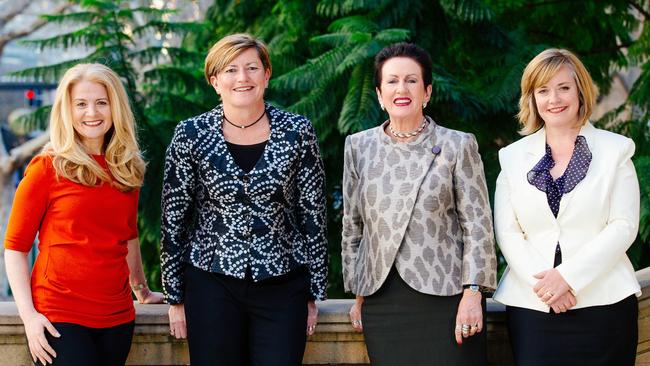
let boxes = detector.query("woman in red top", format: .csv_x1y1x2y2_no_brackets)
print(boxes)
4,63,163,366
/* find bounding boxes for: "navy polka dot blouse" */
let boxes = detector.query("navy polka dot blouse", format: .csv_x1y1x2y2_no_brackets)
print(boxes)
527,135,592,265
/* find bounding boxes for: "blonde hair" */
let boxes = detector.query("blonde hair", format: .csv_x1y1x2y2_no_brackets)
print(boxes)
47,63,145,191
517,48,598,135
204,33,271,82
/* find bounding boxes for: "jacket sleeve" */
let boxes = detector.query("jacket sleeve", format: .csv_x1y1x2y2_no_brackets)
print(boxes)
160,122,196,304
556,138,639,293
494,150,552,287
296,120,328,301
341,136,362,294
454,134,498,290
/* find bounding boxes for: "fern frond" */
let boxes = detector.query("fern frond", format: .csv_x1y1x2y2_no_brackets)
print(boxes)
117,6,175,19
338,62,381,133
41,11,101,25
130,47,203,67
374,28,411,44
440,0,494,23
271,44,354,92
334,39,379,75
9,59,85,83
328,15,379,33
132,21,206,38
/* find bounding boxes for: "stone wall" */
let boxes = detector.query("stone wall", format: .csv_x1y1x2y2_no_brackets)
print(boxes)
1,268,649,366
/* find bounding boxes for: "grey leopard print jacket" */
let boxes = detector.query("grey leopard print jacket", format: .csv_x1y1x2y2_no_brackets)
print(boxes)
341,117,497,296
160,104,327,304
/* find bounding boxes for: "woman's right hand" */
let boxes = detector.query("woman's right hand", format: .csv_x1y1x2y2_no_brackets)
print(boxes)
349,296,364,332
24,311,59,365
168,303,187,339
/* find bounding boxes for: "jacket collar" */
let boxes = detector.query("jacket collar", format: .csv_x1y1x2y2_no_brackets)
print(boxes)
526,121,596,158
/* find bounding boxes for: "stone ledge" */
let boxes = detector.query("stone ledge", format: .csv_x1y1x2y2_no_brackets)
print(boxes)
1,269,649,365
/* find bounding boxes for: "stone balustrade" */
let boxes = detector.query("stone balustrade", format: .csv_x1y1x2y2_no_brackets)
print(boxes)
1,267,650,366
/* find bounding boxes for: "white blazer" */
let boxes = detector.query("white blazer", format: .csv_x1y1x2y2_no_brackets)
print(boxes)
492,122,641,312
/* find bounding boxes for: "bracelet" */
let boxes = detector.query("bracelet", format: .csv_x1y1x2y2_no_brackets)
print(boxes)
131,282,148,291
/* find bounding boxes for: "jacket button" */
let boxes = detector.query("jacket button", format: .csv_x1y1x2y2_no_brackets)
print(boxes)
242,175,250,183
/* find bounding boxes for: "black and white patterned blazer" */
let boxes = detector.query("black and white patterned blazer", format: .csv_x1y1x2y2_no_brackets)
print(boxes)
160,103,328,304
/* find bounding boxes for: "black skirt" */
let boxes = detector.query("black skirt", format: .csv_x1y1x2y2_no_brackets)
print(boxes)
361,267,487,366
507,295,638,366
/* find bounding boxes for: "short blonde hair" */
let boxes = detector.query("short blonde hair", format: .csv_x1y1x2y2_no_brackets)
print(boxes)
517,48,598,135
204,33,271,82
47,63,145,191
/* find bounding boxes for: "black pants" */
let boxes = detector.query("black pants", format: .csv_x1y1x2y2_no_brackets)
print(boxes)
38,321,134,366
184,265,309,366
507,295,638,366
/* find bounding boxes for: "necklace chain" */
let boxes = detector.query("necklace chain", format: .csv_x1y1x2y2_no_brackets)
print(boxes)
223,109,266,129
388,118,428,138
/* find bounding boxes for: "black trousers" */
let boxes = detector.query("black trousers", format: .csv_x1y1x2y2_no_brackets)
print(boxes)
38,321,134,366
507,294,638,366
184,265,309,366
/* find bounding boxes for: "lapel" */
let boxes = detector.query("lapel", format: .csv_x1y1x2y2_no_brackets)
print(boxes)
524,127,557,223
372,117,440,254
556,122,596,218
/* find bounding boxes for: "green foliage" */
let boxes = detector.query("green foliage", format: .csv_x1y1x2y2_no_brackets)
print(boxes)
15,0,650,298
10,0,208,292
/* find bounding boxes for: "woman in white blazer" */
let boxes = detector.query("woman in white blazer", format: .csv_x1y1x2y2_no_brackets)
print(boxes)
493,48,641,366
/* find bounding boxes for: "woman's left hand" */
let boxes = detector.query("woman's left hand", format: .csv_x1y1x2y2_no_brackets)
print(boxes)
307,300,318,336
135,289,164,304
533,269,572,305
454,289,483,345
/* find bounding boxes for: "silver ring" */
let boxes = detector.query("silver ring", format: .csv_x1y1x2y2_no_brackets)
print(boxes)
545,291,554,298
461,324,470,331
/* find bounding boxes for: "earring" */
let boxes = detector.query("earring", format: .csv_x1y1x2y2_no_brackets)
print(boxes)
422,101,427,109
379,102,385,111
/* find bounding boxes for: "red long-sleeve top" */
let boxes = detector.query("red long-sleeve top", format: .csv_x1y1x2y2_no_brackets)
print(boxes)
4,154,139,328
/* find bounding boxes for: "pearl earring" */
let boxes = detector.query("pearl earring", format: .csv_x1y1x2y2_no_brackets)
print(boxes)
422,101,427,109
379,102,385,111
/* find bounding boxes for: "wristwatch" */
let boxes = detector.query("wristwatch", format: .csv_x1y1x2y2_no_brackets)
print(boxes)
464,284,480,293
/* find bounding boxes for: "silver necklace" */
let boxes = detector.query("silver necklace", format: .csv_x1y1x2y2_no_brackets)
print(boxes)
388,118,428,138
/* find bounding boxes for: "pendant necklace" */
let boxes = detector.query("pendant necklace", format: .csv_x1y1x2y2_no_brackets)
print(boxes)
223,109,266,129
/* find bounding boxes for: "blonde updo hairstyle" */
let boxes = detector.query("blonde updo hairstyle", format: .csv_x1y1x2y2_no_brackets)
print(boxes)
47,63,145,191
517,48,598,135
204,33,272,82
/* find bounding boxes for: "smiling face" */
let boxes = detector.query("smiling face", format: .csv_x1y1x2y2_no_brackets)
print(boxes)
210,47,270,109
70,79,113,154
534,65,581,129
376,57,431,122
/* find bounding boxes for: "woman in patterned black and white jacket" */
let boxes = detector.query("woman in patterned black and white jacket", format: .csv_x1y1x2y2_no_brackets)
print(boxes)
160,33,327,366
